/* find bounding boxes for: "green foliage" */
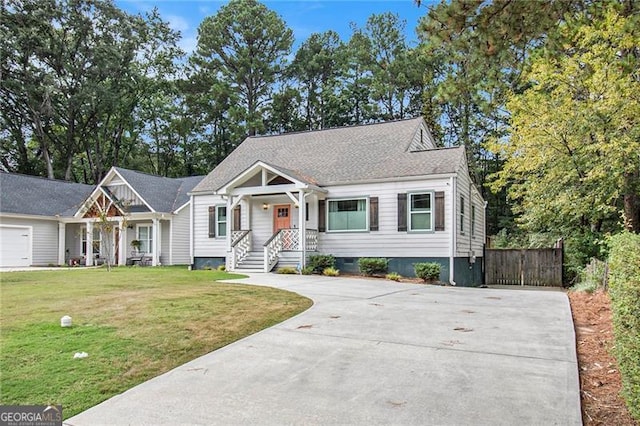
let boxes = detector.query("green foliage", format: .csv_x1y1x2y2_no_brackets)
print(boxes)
358,258,389,276
414,262,441,282
570,259,608,294
276,266,298,275
386,272,402,282
301,266,314,275
490,7,640,236
322,267,340,277
608,232,640,420
216,265,226,272
308,254,335,274
194,0,293,137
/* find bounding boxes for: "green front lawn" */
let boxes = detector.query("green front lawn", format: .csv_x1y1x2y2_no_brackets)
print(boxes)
0,267,311,418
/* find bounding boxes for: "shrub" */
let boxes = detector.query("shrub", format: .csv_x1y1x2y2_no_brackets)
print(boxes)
308,254,335,274
570,258,607,293
217,265,226,272
301,266,314,275
277,266,298,274
386,272,402,282
414,262,441,282
358,258,389,276
322,267,340,277
608,232,640,421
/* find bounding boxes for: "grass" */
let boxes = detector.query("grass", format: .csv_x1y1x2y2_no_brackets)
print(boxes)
0,266,312,418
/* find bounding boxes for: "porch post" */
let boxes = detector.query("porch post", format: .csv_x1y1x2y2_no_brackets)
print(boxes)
85,221,93,266
226,196,233,270
58,222,66,265
118,219,126,266
152,217,160,266
298,190,306,269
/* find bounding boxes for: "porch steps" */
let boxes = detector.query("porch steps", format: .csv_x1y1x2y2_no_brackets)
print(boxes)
235,251,264,272
234,251,302,272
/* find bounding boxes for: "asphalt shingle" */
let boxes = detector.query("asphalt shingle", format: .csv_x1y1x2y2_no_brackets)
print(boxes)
0,172,94,217
193,118,465,193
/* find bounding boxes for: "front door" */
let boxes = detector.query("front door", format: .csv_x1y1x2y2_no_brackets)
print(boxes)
273,205,291,232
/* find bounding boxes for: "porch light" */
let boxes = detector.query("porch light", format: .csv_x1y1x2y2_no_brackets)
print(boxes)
262,203,269,210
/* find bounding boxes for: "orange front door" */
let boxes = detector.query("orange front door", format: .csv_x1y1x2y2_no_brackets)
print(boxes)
273,205,291,232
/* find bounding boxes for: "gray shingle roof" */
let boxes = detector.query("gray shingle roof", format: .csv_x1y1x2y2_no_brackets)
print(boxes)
193,117,465,193
112,168,204,212
0,172,94,217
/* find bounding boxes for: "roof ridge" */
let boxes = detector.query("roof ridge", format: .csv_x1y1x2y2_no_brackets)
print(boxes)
246,116,423,139
0,171,93,186
113,166,195,182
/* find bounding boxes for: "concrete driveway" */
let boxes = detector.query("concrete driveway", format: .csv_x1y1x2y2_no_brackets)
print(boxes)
66,274,581,426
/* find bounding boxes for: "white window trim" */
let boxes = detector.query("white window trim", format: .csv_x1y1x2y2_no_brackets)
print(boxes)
81,226,102,256
408,191,434,233
326,197,369,233
136,223,154,254
471,204,476,238
216,205,227,238
460,196,466,235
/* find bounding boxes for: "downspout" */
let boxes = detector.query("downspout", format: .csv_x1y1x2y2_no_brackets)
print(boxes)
449,176,457,285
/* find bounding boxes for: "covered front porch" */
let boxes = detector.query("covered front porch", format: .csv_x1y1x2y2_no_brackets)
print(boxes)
219,162,325,272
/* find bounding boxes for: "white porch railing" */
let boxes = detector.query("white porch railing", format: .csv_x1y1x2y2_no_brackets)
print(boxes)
230,230,251,270
306,229,318,251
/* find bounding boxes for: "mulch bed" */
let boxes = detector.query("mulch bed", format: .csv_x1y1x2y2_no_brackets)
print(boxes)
568,290,637,425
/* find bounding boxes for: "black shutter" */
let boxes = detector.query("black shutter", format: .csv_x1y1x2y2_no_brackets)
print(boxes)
369,197,379,231
435,191,445,231
397,193,407,232
208,206,216,238
318,199,326,232
233,205,241,231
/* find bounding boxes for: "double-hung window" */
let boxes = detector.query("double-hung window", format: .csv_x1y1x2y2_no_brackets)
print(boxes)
327,198,367,231
137,225,153,253
81,227,101,256
216,206,227,237
409,192,433,231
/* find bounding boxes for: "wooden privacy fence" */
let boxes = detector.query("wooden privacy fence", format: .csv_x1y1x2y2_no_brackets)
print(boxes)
485,248,563,287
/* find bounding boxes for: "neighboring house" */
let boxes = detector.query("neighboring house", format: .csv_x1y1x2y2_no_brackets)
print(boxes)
0,168,204,268
190,117,486,286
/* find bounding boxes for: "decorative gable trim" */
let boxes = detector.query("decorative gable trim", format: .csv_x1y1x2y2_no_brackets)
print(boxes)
217,161,325,195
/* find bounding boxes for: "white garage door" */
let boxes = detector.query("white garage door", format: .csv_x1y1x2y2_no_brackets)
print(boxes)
0,226,31,267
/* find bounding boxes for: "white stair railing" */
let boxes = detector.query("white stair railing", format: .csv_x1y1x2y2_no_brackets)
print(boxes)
231,230,251,270
263,230,284,272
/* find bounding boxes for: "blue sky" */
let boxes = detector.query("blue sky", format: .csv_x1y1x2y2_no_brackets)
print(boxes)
115,1,435,54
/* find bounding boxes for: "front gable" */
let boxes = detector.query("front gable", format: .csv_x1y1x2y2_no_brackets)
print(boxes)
218,161,324,196
74,168,155,218
81,192,124,219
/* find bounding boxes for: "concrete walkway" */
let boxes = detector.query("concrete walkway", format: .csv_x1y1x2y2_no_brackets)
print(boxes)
66,274,581,426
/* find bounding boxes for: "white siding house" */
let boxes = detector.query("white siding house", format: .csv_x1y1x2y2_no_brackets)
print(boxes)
190,118,486,286
0,169,203,268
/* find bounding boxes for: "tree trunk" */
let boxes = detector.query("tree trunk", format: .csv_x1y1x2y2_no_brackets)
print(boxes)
623,171,640,233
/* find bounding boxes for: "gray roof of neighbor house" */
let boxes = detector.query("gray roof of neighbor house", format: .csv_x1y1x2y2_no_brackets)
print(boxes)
112,168,204,212
0,172,94,217
193,117,465,193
